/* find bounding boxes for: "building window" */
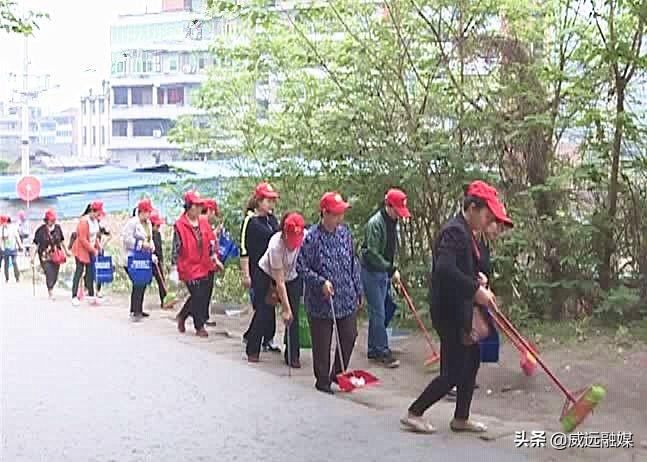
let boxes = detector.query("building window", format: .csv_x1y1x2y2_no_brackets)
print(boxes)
99,99,105,113
83,127,87,145
168,55,178,72
132,87,152,105
157,87,165,105
92,127,96,145
112,120,127,137
101,126,106,145
91,100,96,114
82,100,87,115
114,87,128,105
133,119,173,137
167,87,184,105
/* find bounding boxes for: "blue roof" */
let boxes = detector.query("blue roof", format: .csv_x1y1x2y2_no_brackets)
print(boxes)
0,160,240,200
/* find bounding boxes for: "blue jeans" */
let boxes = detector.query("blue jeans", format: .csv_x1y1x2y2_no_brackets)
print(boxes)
362,266,390,358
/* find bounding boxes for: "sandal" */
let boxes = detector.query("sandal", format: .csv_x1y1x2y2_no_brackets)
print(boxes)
400,414,436,434
450,419,487,433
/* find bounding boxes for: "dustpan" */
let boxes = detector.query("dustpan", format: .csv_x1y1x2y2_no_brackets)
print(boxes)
330,298,379,392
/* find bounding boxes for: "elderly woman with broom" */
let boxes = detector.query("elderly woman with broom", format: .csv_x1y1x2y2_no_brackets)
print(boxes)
400,180,511,434
297,192,363,395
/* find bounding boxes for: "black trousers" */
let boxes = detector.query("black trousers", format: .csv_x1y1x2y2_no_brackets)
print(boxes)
41,260,60,290
205,271,215,321
283,277,303,364
3,253,20,282
178,276,210,331
244,287,276,346
309,311,358,389
246,272,302,358
123,266,147,315
409,325,481,420
153,263,167,306
72,258,94,298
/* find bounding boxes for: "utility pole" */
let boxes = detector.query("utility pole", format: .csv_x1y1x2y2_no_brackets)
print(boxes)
20,35,30,176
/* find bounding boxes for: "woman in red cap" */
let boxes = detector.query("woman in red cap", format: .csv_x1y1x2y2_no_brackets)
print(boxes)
31,209,69,300
122,198,155,320
171,191,221,337
297,192,363,394
150,210,168,308
202,198,222,325
240,182,282,353
401,180,509,435
246,212,305,364
71,201,104,306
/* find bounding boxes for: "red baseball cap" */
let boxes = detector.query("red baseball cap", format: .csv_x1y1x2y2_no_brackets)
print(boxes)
385,188,411,219
466,180,513,227
184,190,206,207
91,200,104,213
150,210,165,226
204,198,220,216
44,209,57,222
283,212,305,250
320,192,351,215
137,198,154,213
0,215,8,225
255,182,279,200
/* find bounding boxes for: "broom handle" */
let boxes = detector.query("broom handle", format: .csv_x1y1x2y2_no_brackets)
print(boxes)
399,283,439,355
154,260,168,293
330,298,347,375
489,304,577,404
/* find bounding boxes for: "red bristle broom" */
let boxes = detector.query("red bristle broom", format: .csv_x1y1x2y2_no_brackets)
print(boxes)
398,283,440,368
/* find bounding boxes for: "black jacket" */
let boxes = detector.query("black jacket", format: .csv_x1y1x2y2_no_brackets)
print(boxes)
153,229,163,263
430,214,480,333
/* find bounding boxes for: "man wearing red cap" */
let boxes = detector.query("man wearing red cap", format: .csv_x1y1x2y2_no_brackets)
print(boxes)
71,201,104,306
297,192,363,394
172,191,220,337
122,198,156,320
359,188,411,368
239,182,282,353
401,180,510,434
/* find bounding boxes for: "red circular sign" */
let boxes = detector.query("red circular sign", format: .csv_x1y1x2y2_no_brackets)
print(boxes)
16,175,41,202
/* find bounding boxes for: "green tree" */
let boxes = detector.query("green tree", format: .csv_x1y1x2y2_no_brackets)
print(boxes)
1,0,46,34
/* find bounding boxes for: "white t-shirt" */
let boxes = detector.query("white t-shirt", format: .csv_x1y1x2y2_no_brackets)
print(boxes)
258,232,299,282
88,217,100,244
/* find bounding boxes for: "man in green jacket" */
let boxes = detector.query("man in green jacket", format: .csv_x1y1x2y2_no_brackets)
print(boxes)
360,188,410,368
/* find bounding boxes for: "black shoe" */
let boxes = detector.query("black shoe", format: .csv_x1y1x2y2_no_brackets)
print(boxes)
370,353,400,369
474,383,480,390
447,387,457,398
141,312,150,318
315,384,334,395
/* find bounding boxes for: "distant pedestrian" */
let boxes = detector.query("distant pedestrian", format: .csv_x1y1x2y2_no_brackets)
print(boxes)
31,209,69,300
298,192,362,394
95,211,112,299
360,188,411,369
401,180,510,434
172,191,221,338
240,182,281,353
122,199,155,321
150,210,168,308
1,216,23,282
246,212,305,364
71,201,104,306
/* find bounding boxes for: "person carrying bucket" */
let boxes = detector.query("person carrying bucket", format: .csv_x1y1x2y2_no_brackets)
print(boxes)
71,201,104,306
203,198,223,326
240,182,282,353
245,212,305,364
150,210,168,308
122,199,155,321
171,191,220,338
297,192,363,395
360,188,411,369
31,209,69,300
401,180,511,434
0,216,23,283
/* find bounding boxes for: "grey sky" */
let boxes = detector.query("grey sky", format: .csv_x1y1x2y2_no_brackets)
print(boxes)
0,0,159,113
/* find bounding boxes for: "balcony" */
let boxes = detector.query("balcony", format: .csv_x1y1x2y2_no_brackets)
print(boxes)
110,104,203,120
109,135,175,151
109,72,207,87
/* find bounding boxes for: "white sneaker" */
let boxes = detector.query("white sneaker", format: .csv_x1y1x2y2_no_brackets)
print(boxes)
90,297,102,306
72,298,81,307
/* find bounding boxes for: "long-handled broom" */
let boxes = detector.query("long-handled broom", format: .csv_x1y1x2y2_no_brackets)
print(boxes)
488,302,605,432
154,261,177,309
398,283,440,368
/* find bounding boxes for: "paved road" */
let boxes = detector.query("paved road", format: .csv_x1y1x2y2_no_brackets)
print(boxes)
1,284,527,462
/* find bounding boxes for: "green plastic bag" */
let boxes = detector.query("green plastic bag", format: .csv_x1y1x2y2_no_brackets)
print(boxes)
298,303,312,349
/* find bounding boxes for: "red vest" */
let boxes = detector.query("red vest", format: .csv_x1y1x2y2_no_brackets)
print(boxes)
175,214,216,282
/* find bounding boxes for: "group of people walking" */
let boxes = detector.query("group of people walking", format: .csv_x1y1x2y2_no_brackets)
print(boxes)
14,177,513,435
